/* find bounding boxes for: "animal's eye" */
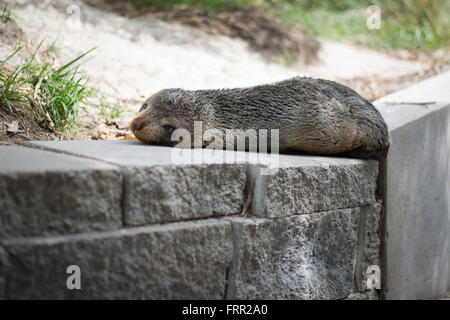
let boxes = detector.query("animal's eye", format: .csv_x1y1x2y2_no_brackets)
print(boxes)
163,125,175,135
139,103,148,112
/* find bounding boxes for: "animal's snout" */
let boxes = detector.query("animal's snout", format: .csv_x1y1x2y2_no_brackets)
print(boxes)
130,117,146,132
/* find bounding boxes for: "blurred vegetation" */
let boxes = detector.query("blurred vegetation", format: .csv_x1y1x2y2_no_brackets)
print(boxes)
131,0,254,10
0,43,95,132
131,0,450,51
0,2,13,22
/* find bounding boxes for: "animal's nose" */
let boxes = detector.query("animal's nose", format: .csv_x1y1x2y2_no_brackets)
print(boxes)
130,117,145,132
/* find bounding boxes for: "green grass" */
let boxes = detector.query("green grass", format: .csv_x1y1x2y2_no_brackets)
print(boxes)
275,0,449,51
101,105,126,119
0,3,13,23
130,0,449,51
97,93,127,119
0,42,95,132
47,37,61,54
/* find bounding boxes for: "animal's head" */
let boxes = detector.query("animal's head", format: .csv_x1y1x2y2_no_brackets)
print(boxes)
130,89,209,146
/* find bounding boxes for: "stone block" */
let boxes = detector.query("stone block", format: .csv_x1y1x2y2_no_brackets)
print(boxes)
0,246,6,299
0,146,122,238
374,71,450,299
24,141,247,225
226,207,362,299
354,204,382,292
344,290,379,300
1,219,232,299
123,164,246,225
248,156,378,218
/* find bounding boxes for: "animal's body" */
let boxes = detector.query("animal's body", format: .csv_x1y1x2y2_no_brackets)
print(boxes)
131,77,390,159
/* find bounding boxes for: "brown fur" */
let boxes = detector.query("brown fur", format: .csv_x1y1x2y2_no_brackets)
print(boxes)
131,77,390,159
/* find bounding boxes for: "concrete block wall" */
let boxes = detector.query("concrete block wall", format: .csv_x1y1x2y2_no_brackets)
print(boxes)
0,142,381,299
374,70,450,300
2,71,449,300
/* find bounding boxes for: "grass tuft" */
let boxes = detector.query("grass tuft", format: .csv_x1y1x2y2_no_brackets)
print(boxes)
0,3,13,23
0,42,95,132
95,92,127,119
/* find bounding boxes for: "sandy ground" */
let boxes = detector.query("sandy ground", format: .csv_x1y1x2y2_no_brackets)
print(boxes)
2,0,433,138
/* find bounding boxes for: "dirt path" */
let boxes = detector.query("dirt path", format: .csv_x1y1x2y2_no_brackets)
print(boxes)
1,0,438,140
